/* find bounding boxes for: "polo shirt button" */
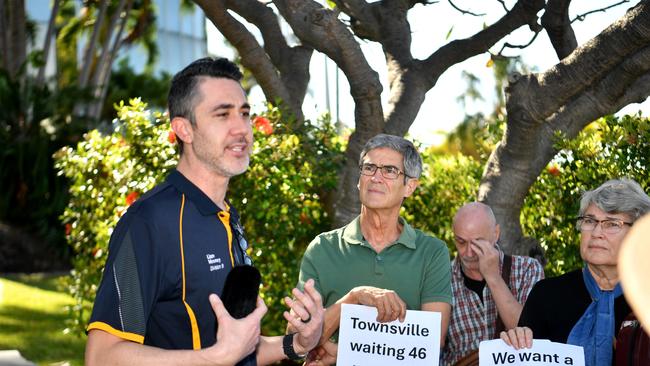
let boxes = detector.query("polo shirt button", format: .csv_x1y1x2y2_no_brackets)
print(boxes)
376,256,382,261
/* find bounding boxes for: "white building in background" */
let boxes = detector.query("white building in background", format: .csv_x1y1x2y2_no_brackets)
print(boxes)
27,0,207,76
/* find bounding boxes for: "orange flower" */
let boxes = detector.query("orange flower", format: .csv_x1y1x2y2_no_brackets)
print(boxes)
125,191,139,206
168,130,177,144
65,223,72,236
547,165,560,177
253,116,273,135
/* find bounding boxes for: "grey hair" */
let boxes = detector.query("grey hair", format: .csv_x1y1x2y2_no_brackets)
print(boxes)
579,178,650,222
358,134,423,179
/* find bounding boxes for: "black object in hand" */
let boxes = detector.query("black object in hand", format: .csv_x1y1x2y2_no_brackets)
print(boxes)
220,265,261,319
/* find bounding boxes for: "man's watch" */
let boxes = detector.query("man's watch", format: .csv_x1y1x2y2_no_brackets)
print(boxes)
282,333,307,360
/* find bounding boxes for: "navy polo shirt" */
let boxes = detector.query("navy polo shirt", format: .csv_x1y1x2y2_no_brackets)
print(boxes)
88,169,251,350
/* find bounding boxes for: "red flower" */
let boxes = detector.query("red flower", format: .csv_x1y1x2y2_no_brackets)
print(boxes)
91,247,103,259
253,116,273,135
547,165,560,177
168,130,177,144
65,223,72,236
125,191,139,206
299,212,312,225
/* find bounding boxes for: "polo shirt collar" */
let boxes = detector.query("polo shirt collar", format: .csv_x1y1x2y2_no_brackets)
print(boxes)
342,215,417,249
166,169,229,216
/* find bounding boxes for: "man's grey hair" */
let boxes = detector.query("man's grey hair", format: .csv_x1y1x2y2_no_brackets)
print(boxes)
579,178,650,221
358,134,423,179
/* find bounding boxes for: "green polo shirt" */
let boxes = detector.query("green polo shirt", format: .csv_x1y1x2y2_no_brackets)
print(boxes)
298,216,452,310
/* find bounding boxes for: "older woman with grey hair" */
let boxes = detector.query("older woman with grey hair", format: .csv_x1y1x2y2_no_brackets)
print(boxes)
500,178,650,366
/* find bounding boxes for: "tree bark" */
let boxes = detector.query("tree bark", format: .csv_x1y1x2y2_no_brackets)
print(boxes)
541,0,577,60
480,1,650,256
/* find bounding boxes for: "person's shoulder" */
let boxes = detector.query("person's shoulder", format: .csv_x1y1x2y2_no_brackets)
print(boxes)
124,180,177,220
309,226,346,247
412,228,448,250
512,254,544,270
531,268,581,292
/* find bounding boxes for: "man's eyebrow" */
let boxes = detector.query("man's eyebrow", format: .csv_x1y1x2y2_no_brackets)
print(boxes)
211,102,251,112
211,103,235,112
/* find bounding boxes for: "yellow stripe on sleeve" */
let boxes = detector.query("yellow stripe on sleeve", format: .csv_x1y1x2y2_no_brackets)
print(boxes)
87,321,145,344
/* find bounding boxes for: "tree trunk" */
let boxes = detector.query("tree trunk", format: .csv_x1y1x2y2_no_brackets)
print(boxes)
78,0,108,89
36,0,61,87
3,0,27,79
480,1,650,256
89,0,133,121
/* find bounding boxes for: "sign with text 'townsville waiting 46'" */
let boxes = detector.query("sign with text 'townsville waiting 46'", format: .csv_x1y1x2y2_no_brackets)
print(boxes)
337,304,441,366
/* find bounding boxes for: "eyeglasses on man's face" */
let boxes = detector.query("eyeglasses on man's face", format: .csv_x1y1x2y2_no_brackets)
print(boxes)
576,216,632,234
359,163,410,180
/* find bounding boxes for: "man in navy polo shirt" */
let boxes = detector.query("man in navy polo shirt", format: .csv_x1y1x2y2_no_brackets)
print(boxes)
85,57,324,365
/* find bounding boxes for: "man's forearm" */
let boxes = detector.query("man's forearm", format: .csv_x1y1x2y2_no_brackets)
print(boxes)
256,336,286,365
320,302,343,344
85,330,232,366
485,277,523,329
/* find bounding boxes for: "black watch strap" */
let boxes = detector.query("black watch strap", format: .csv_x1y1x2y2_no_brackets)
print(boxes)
283,333,306,360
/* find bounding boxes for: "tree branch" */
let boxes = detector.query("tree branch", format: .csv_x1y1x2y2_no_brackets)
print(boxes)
572,0,631,22
497,30,541,54
479,3,650,254
447,0,486,16
78,0,108,89
541,0,577,60
36,0,60,87
332,0,382,41
195,0,304,121
225,0,313,121
273,0,385,226
512,1,650,124
421,0,544,82
274,0,383,124
383,0,545,135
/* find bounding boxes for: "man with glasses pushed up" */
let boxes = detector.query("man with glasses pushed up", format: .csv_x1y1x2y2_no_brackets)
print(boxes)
85,57,324,366
296,134,453,364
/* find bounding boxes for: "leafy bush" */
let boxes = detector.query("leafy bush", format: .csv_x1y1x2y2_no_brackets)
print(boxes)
402,152,483,248
522,114,650,276
407,114,650,277
57,98,649,337
55,99,344,335
230,107,345,333
55,99,176,332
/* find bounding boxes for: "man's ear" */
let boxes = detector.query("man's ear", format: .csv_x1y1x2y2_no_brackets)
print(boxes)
403,178,419,198
171,116,193,145
494,223,501,243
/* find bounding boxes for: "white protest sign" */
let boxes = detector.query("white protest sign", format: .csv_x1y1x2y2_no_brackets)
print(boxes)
479,339,585,366
337,304,440,366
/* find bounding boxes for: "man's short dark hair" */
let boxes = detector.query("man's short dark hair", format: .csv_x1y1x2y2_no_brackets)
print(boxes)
168,57,243,153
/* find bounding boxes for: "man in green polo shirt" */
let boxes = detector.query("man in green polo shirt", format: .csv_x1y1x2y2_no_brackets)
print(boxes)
297,134,453,364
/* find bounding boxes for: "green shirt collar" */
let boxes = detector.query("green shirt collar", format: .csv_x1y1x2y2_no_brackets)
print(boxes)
342,215,417,249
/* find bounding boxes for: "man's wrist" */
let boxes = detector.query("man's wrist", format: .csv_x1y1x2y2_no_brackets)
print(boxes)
339,288,359,304
483,271,503,286
283,333,307,360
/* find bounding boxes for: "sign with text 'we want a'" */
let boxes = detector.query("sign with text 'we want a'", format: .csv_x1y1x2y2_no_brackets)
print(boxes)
337,304,441,366
479,339,585,366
